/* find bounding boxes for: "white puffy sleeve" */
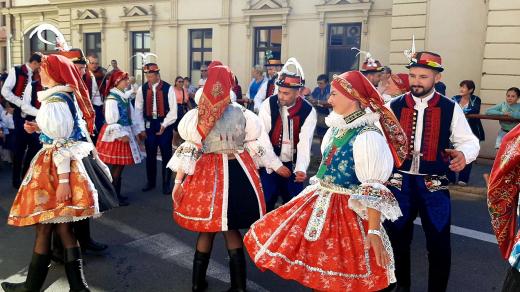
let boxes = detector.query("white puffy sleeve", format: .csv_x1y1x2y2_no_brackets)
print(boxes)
166,108,202,174
320,128,334,154
243,108,268,168
36,97,92,174
100,99,131,142
348,129,401,222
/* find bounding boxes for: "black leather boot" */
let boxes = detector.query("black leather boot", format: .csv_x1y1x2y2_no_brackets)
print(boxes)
64,247,90,292
51,231,65,264
74,220,108,253
113,177,128,206
226,248,246,292
192,250,210,292
1,253,51,292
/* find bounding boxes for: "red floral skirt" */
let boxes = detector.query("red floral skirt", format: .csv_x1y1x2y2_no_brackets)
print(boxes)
173,151,265,232
96,125,135,165
244,185,393,291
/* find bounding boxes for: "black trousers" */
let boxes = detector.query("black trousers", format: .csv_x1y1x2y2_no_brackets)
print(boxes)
144,120,174,187
12,117,41,187
502,267,520,292
384,173,451,292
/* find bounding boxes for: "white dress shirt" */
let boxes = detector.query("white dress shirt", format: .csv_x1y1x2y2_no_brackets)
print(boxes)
21,82,39,117
258,96,317,174
386,90,480,175
90,72,104,106
134,81,178,132
1,64,33,109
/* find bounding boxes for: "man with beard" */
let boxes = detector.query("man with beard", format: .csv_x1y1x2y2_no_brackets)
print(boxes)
383,51,480,292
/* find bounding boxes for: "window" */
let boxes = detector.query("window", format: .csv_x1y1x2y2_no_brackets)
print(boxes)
254,27,282,66
131,31,151,84
29,30,56,54
84,32,102,64
189,29,212,85
326,23,362,80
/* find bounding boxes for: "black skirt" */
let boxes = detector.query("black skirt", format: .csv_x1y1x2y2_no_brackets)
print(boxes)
226,159,261,230
82,154,119,212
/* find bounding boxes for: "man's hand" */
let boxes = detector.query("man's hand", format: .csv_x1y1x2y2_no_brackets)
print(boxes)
294,171,307,182
24,121,39,134
56,182,72,203
275,166,292,178
445,149,466,172
138,131,147,141
156,125,166,135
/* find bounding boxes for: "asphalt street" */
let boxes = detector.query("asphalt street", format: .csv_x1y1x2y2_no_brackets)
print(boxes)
0,153,510,292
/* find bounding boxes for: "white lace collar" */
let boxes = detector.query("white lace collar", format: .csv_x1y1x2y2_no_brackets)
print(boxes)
325,110,380,130
38,85,73,102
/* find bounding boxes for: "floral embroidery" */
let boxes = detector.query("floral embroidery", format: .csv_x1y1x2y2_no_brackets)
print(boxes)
304,189,332,241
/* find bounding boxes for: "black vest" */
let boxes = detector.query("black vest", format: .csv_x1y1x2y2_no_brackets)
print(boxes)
390,92,455,175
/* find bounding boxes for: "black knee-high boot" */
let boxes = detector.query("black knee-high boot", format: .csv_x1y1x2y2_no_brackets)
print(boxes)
1,253,51,292
227,248,246,292
192,250,210,292
113,177,128,206
64,247,90,292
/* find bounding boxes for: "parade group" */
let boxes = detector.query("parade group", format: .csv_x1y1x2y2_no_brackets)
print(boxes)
0,24,519,292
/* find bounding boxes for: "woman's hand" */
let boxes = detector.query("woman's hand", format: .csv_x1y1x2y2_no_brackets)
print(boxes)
119,135,130,143
172,182,183,201
366,233,390,267
56,182,72,203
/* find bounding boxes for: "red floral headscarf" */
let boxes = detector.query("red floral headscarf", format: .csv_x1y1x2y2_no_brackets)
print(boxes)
331,70,408,167
196,63,233,140
42,54,95,134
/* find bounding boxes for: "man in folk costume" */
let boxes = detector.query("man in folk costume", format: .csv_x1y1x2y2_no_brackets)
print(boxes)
134,63,177,194
1,52,43,188
167,61,269,292
85,54,107,143
383,50,480,292
355,49,385,88
257,57,317,211
244,70,408,291
1,53,98,292
486,124,520,291
258,50,283,109
97,70,145,205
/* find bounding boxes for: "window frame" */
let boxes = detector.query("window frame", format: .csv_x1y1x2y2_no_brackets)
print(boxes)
131,31,151,84
253,26,282,67
84,32,102,64
325,22,362,81
189,28,213,83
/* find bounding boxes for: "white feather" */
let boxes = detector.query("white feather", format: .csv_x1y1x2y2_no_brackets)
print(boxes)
29,23,70,51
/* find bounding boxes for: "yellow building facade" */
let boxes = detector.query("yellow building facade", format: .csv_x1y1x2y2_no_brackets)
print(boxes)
1,0,519,158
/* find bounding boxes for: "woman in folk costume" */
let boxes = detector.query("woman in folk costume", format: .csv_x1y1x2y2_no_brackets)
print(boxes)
486,124,520,291
96,70,144,206
244,70,409,291
167,62,269,292
2,54,97,292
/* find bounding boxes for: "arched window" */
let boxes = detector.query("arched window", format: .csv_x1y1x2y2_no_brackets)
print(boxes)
27,28,57,57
